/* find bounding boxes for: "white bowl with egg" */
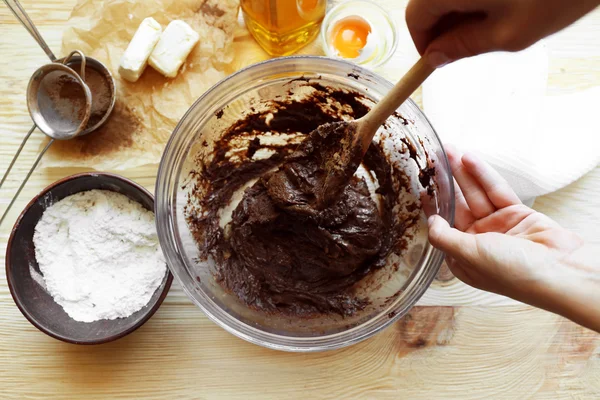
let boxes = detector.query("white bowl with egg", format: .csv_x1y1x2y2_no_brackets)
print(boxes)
320,0,399,68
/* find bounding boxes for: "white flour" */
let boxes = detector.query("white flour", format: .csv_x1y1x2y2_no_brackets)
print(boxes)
33,189,167,323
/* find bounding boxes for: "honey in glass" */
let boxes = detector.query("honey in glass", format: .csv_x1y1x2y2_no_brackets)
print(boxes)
242,0,327,56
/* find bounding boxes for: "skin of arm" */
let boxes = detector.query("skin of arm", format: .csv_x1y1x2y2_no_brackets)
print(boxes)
428,146,600,333
406,0,600,67
405,0,600,331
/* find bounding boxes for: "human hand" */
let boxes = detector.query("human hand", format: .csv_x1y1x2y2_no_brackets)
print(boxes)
427,146,600,332
406,0,600,67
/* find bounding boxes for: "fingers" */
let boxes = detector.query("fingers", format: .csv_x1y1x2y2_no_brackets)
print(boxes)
406,0,494,53
428,214,477,259
506,210,559,236
469,205,535,235
453,179,476,231
424,17,501,67
446,145,495,219
406,0,509,55
443,143,461,164
445,145,475,231
461,153,521,208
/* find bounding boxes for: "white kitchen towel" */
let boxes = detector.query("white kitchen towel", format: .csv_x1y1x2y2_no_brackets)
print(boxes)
422,41,600,202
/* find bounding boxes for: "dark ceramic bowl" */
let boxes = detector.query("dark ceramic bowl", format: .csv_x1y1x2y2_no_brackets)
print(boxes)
5,173,172,344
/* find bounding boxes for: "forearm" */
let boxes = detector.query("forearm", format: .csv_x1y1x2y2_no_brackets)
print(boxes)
541,245,600,332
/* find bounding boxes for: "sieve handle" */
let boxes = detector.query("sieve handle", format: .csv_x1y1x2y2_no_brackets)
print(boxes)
62,50,87,81
0,124,36,191
3,0,56,61
0,132,54,226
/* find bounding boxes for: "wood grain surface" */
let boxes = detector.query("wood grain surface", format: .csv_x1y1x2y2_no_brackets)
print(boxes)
1,1,599,399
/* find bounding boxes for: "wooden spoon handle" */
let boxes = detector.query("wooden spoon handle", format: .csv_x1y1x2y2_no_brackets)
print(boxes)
357,57,435,149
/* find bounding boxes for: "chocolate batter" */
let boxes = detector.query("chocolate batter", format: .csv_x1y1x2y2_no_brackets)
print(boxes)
264,121,363,213
185,82,430,317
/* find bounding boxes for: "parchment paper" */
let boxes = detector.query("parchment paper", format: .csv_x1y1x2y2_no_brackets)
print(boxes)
41,0,240,170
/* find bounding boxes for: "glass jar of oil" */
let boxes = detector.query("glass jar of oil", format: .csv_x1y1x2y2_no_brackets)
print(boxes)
242,0,327,56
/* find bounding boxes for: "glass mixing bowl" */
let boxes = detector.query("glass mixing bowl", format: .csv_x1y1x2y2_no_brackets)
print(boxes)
155,56,454,352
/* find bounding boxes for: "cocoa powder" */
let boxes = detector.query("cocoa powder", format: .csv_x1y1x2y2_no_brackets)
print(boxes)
68,62,113,128
46,73,88,124
46,63,112,130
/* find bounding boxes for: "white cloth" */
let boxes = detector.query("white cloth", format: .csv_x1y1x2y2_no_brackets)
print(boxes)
422,41,600,202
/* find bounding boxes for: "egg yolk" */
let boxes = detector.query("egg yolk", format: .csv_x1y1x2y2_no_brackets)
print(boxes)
331,16,372,59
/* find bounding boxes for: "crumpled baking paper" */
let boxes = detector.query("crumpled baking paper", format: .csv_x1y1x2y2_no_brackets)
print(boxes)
41,0,240,170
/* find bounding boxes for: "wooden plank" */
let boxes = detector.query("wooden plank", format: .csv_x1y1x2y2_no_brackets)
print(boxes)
0,304,597,399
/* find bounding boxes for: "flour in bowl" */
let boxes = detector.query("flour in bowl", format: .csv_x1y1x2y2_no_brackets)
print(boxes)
33,189,167,323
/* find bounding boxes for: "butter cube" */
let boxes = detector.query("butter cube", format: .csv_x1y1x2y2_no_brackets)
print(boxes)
119,17,162,83
149,20,200,78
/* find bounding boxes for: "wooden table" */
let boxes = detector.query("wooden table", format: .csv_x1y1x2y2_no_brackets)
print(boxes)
1,1,599,398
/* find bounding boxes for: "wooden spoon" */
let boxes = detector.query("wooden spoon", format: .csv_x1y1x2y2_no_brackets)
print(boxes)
317,57,435,206
353,57,434,155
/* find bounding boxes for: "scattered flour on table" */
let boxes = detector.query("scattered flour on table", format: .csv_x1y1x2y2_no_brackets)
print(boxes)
33,189,166,323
